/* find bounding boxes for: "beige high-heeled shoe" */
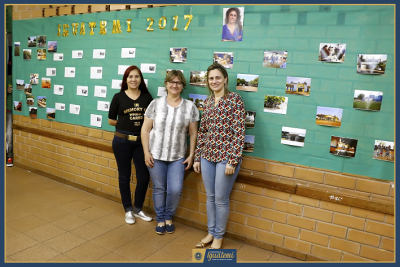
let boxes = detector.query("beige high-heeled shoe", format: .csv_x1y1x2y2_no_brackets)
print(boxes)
195,235,214,248
210,239,223,249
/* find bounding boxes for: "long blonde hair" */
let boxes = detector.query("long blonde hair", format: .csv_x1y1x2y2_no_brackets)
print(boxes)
206,62,230,97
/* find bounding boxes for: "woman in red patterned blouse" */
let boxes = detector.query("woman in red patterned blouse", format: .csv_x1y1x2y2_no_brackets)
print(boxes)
193,62,246,249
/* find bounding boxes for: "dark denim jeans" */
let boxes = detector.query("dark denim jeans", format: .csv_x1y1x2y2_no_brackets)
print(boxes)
112,129,150,213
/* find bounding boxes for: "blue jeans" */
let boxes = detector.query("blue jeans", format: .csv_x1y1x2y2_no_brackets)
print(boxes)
201,157,241,239
147,158,185,223
112,129,150,213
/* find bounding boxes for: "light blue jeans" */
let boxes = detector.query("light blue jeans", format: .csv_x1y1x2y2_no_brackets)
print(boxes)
147,158,185,223
200,157,241,239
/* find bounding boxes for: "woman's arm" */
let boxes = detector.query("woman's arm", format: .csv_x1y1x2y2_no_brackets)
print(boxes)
227,94,246,168
183,121,198,170
108,119,117,126
141,116,155,168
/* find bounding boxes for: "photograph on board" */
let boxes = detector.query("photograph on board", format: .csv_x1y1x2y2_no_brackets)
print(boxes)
37,96,46,108
353,90,383,111
222,7,244,41
47,41,57,53
285,76,311,96
316,106,343,127
281,126,306,147
30,74,39,85
357,54,387,75
37,49,46,60
319,43,346,62
14,42,20,56
170,47,187,63
14,101,22,112
213,52,234,69
373,140,394,162
243,135,255,152
245,111,256,129
26,95,34,106
23,49,31,60
263,50,287,68
189,71,207,87
28,36,36,47
188,94,208,110
46,108,56,120
29,107,37,118
42,77,51,89
37,35,46,47
24,84,32,94
16,79,24,90
264,95,288,114
330,136,358,158
236,74,259,92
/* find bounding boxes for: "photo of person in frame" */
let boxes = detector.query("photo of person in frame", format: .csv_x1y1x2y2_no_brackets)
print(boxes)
222,7,244,42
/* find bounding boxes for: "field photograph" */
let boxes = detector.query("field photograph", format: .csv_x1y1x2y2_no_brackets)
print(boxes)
353,90,383,111
16,79,24,90
41,77,51,89
264,95,288,114
23,49,31,60
236,74,259,92
316,106,343,127
243,135,255,152
188,94,208,110
14,42,20,56
357,54,387,75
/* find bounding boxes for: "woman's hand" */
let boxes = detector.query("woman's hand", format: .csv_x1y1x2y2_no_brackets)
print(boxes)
145,152,154,168
193,162,201,173
225,164,235,175
183,156,194,170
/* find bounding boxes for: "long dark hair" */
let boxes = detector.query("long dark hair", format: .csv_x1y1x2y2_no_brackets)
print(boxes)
120,65,149,93
225,7,242,34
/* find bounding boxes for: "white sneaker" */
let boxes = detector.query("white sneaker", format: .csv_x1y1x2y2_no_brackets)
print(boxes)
133,210,153,222
125,211,135,224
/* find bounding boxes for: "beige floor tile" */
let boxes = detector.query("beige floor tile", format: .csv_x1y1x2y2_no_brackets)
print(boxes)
64,241,111,261
160,237,197,259
92,213,126,230
58,200,93,214
75,206,110,221
268,253,302,262
109,222,152,240
91,231,133,251
114,239,158,261
6,227,20,238
179,227,208,242
143,249,188,262
70,222,110,240
43,232,87,253
7,215,48,233
237,244,274,262
6,233,38,256
5,208,34,223
9,244,60,262
46,194,77,206
6,257,15,262
97,252,131,262
221,238,245,250
35,207,72,222
22,201,56,214
47,254,75,262
52,214,89,231
24,223,66,242
135,229,180,249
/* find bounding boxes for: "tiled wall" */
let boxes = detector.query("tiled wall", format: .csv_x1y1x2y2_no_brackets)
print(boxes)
12,115,394,261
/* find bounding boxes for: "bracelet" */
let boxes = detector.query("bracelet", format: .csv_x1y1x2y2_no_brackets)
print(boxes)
188,154,194,158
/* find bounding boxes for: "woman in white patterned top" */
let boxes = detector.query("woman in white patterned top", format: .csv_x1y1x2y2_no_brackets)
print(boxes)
141,70,199,235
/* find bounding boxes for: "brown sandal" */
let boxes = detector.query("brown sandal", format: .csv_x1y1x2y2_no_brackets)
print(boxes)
195,240,212,248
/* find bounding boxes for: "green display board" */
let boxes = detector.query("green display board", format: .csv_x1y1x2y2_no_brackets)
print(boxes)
12,5,395,180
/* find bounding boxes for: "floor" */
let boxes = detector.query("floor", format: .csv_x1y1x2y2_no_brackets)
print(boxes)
5,166,301,262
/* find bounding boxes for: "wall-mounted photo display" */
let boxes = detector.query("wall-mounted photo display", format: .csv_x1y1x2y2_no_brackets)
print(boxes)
16,79,24,90
72,50,83,59
170,47,187,63
65,67,76,78
188,94,208,110
90,67,103,79
245,111,256,128
28,36,36,47
316,106,343,127
236,74,259,92
46,108,55,120
118,65,130,75
141,63,156,74
47,41,57,53
46,68,56,76
90,114,102,128
37,35,46,47
55,103,65,111
121,48,136,58
281,126,306,147
357,54,387,75
37,96,46,108
319,43,346,63
373,140,394,162
29,107,37,118
77,85,89,96
97,101,110,111
264,95,288,114
23,49,31,60
54,84,64,95
30,74,39,85
166,69,184,76
286,76,311,96
14,42,20,56
41,77,51,89
26,94,34,106
94,85,107,98
330,136,358,158
37,49,46,60
157,87,167,97
70,104,80,115
243,135,255,152
111,79,122,89
189,71,207,87
24,84,32,94
353,90,383,111
93,49,106,59
222,7,244,42
263,50,287,68
53,53,63,61
213,52,234,69
14,101,22,112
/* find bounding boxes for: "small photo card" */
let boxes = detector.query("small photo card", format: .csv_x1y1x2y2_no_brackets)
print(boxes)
37,35,46,47
264,95,288,115
90,114,102,128
373,140,394,162
319,43,346,63
53,53,64,61
93,49,106,59
111,79,122,89
353,90,383,111
330,136,358,158
121,48,136,58
245,111,256,129
316,106,343,127
54,84,64,95
77,85,89,96
41,77,51,89
90,67,103,79
189,71,207,87
24,84,32,94
157,87,167,97
97,101,110,111
170,47,187,63
70,104,81,115
213,52,234,69
16,79,24,90
243,135,255,152
47,41,57,52
30,74,39,85
222,7,244,42
55,103,65,111
28,36,37,47
29,107,37,118
141,63,156,74
94,86,107,98
188,94,208,110
37,49,46,60
46,108,55,120
357,54,387,75
14,42,20,56
286,76,311,96
72,50,83,58
38,96,46,108
281,126,306,147
65,67,76,78
14,101,22,112
263,50,287,68
26,94,35,106
236,74,259,92
23,49,32,60
118,65,130,75
46,68,56,76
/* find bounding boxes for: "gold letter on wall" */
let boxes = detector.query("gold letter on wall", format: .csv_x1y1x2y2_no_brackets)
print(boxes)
159,16,167,29
126,19,132,33
62,24,69,37
57,24,61,36
72,23,78,35
147,18,154,31
80,22,86,35
99,21,107,35
184,15,193,31
89,22,96,35
112,20,122,34
172,16,179,31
